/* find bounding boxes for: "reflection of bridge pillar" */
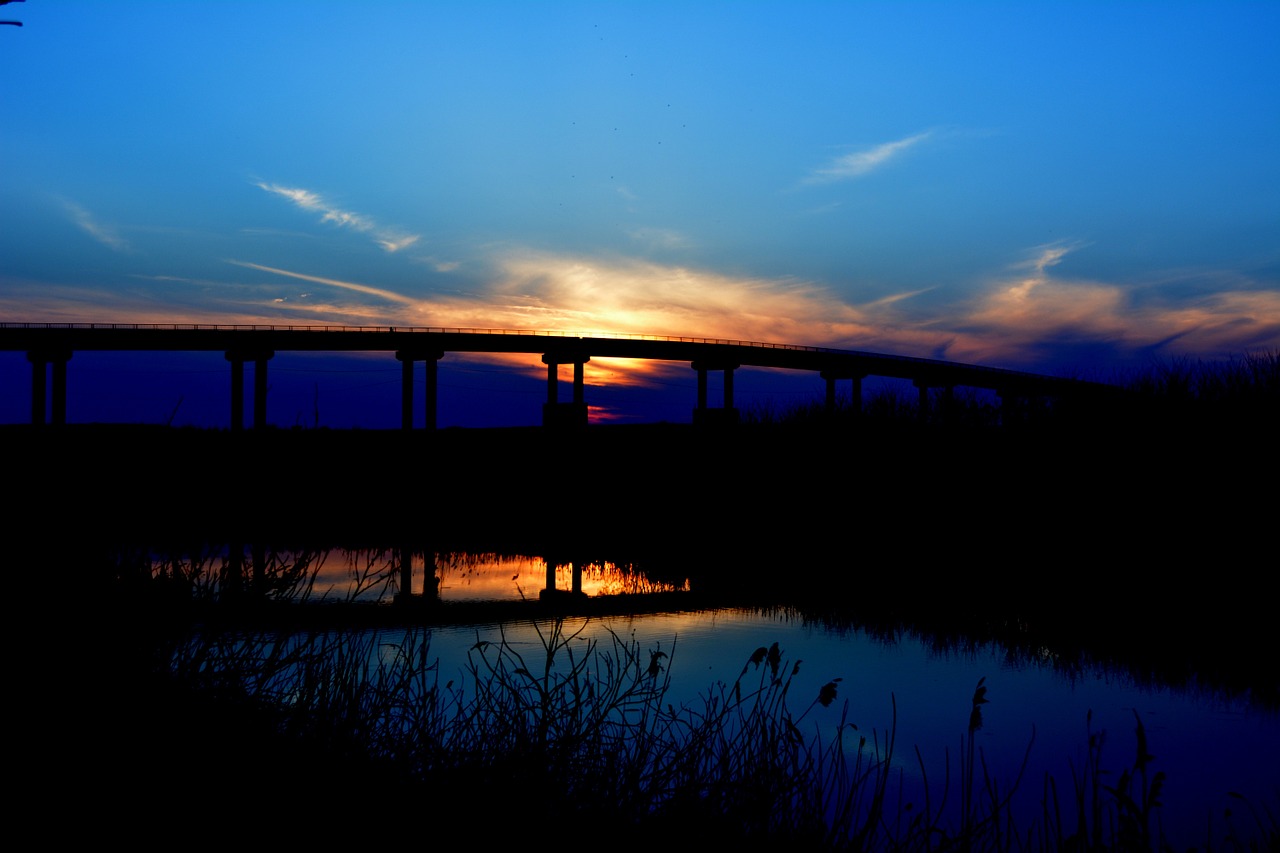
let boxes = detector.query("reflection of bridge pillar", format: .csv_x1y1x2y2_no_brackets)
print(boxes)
542,353,590,428
226,350,274,430
396,350,444,430
821,371,864,418
423,550,438,598
252,543,266,593
27,349,72,425
691,360,739,424
541,558,584,596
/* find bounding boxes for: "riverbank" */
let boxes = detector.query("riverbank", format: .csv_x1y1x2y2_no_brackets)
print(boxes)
11,417,1276,706
10,416,1276,849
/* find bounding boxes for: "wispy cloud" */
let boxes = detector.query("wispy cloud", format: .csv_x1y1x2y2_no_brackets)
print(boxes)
14,242,1275,387
255,182,420,253
227,260,416,305
944,242,1280,369
62,200,129,251
414,256,461,273
626,227,692,251
802,131,933,185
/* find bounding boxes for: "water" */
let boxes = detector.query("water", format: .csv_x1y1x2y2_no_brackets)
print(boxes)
174,548,1280,845
414,609,1277,845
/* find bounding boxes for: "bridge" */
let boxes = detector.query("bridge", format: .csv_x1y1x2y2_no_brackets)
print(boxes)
0,322,1114,428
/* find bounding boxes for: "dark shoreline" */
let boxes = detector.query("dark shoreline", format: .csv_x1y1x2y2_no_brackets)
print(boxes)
12,420,1277,848
11,419,1276,708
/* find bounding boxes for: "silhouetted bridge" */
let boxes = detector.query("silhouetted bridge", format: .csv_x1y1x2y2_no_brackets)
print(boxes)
1,322,1114,428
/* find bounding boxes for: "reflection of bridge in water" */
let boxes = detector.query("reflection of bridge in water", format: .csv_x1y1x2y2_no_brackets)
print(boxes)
203,547,734,630
2,322,1115,427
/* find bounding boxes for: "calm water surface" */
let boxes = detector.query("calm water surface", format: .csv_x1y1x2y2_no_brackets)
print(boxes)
261,550,1280,843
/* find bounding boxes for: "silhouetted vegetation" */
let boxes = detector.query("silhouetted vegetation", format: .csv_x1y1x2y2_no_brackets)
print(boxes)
15,352,1278,848
55,585,1277,850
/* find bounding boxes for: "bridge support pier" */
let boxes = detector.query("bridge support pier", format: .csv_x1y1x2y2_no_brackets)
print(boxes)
26,349,71,425
542,352,589,428
821,371,864,419
913,380,957,425
396,350,444,430
692,360,739,425
225,350,274,430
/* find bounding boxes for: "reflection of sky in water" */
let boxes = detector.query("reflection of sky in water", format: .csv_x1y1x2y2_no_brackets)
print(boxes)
161,549,1277,843
415,612,1278,845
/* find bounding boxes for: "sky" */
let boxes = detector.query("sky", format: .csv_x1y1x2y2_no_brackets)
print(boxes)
2,1,1278,427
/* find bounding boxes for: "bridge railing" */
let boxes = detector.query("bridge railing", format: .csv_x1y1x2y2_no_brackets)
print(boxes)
0,321,1112,387
0,321,832,353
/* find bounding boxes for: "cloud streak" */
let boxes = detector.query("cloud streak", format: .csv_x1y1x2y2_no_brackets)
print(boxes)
62,200,129,251
11,244,1275,392
255,182,420,253
226,260,416,305
802,132,933,185
944,242,1280,370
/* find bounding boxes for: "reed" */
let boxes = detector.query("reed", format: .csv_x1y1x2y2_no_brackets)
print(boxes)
152,612,1276,851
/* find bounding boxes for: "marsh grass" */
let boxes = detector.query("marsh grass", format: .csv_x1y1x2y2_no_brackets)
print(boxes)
153,613,1276,851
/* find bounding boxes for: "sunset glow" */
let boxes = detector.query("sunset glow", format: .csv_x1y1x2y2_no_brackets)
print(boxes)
2,3,1276,424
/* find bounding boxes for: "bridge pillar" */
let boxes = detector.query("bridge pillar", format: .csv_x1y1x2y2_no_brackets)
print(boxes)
821,371,864,419
691,360,739,425
396,350,444,430
226,350,274,430
914,379,931,423
913,380,957,424
26,349,71,426
542,353,590,428
400,356,414,430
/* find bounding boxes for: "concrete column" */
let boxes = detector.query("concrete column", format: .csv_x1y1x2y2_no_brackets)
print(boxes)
227,355,245,431
28,355,46,425
424,356,439,431
51,356,68,425
253,354,270,430
571,560,583,595
546,361,559,405
825,376,836,413
542,353,589,427
26,350,71,426
692,361,740,423
397,350,444,431
999,391,1015,427
399,354,414,430
545,557,557,591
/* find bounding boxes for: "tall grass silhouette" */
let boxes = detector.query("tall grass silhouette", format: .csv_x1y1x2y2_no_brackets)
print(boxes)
148,593,1277,850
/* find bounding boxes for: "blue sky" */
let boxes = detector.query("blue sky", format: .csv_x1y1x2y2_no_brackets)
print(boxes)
2,2,1277,426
